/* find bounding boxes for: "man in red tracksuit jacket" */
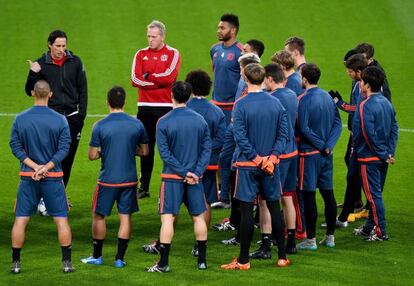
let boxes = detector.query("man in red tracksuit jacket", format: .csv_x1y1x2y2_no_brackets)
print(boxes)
131,20,181,198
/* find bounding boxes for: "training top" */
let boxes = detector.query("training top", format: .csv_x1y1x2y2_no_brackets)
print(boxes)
187,97,226,167
286,72,305,96
210,41,243,107
131,44,181,107
335,81,365,131
156,107,211,179
90,112,148,185
233,91,288,167
235,78,248,101
352,93,398,162
270,87,298,157
10,106,71,178
297,87,342,153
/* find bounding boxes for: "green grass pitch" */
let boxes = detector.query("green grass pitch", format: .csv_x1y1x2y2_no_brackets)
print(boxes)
1,0,414,285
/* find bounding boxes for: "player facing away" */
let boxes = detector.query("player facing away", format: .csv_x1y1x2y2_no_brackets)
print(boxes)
248,63,299,259
221,63,290,270
296,64,342,250
210,13,244,124
10,80,73,273
185,70,226,255
146,81,211,272
271,50,304,96
80,86,148,268
352,66,398,241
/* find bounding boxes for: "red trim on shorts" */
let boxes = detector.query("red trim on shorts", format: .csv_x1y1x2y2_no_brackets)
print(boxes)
206,165,219,170
280,150,298,159
360,164,382,236
159,182,165,213
19,171,63,177
298,150,320,156
233,169,239,198
299,156,305,190
161,174,183,180
97,181,137,187
235,161,258,167
358,157,381,162
92,185,100,212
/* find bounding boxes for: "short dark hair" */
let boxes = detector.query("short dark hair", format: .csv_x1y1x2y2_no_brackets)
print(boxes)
172,81,192,103
244,63,265,85
345,54,368,72
361,66,384,92
185,70,212,96
48,30,67,45
355,43,375,59
221,14,239,33
301,63,321,85
246,39,265,58
264,63,285,84
284,36,305,55
34,80,51,98
107,86,126,109
343,48,358,62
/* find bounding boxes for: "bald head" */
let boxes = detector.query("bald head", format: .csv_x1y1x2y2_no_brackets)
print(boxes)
33,80,51,98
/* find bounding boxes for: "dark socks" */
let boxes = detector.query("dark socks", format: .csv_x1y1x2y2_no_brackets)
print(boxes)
320,189,337,236
115,238,129,261
158,243,171,267
261,233,272,251
303,191,317,239
238,201,254,264
93,239,104,258
287,229,296,246
266,200,286,259
12,247,21,261
197,240,207,263
61,245,72,261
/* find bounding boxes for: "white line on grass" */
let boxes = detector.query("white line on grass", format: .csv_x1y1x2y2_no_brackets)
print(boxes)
1,113,414,133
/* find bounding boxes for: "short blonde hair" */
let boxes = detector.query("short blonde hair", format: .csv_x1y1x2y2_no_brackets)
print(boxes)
147,20,166,36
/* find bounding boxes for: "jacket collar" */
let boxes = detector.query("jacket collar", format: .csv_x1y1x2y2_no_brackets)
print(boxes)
44,50,74,64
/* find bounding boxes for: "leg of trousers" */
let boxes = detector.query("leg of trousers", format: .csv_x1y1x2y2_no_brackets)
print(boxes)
303,191,317,239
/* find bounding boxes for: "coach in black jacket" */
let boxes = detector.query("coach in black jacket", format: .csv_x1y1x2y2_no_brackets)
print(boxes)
25,30,87,190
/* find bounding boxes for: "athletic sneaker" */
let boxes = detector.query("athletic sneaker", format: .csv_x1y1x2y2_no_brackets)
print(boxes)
347,213,356,222
211,201,231,209
213,219,235,231
249,247,272,259
137,188,149,199
192,244,199,257
365,233,389,242
11,260,21,274
321,219,348,228
353,225,374,237
319,235,335,247
197,261,208,270
354,209,369,219
297,238,317,250
62,260,75,273
220,258,250,270
114,259,126,268
80,256,103,265
143,241,160,254
277,259,290,267
221,237,240,245
146,264,171,273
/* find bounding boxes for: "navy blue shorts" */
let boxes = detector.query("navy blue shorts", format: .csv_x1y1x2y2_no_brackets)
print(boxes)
203,170,219,204
15,179,68,217
92,184,139,216
279,157,298,195
234,168,282,203
159,180,208,216
298,152,333,191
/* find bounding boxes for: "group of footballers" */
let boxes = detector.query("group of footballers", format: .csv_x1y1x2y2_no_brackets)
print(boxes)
9,13,398,274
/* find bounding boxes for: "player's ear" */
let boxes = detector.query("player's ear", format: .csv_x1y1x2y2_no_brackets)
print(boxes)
31,90,35,97
48,91,53,98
